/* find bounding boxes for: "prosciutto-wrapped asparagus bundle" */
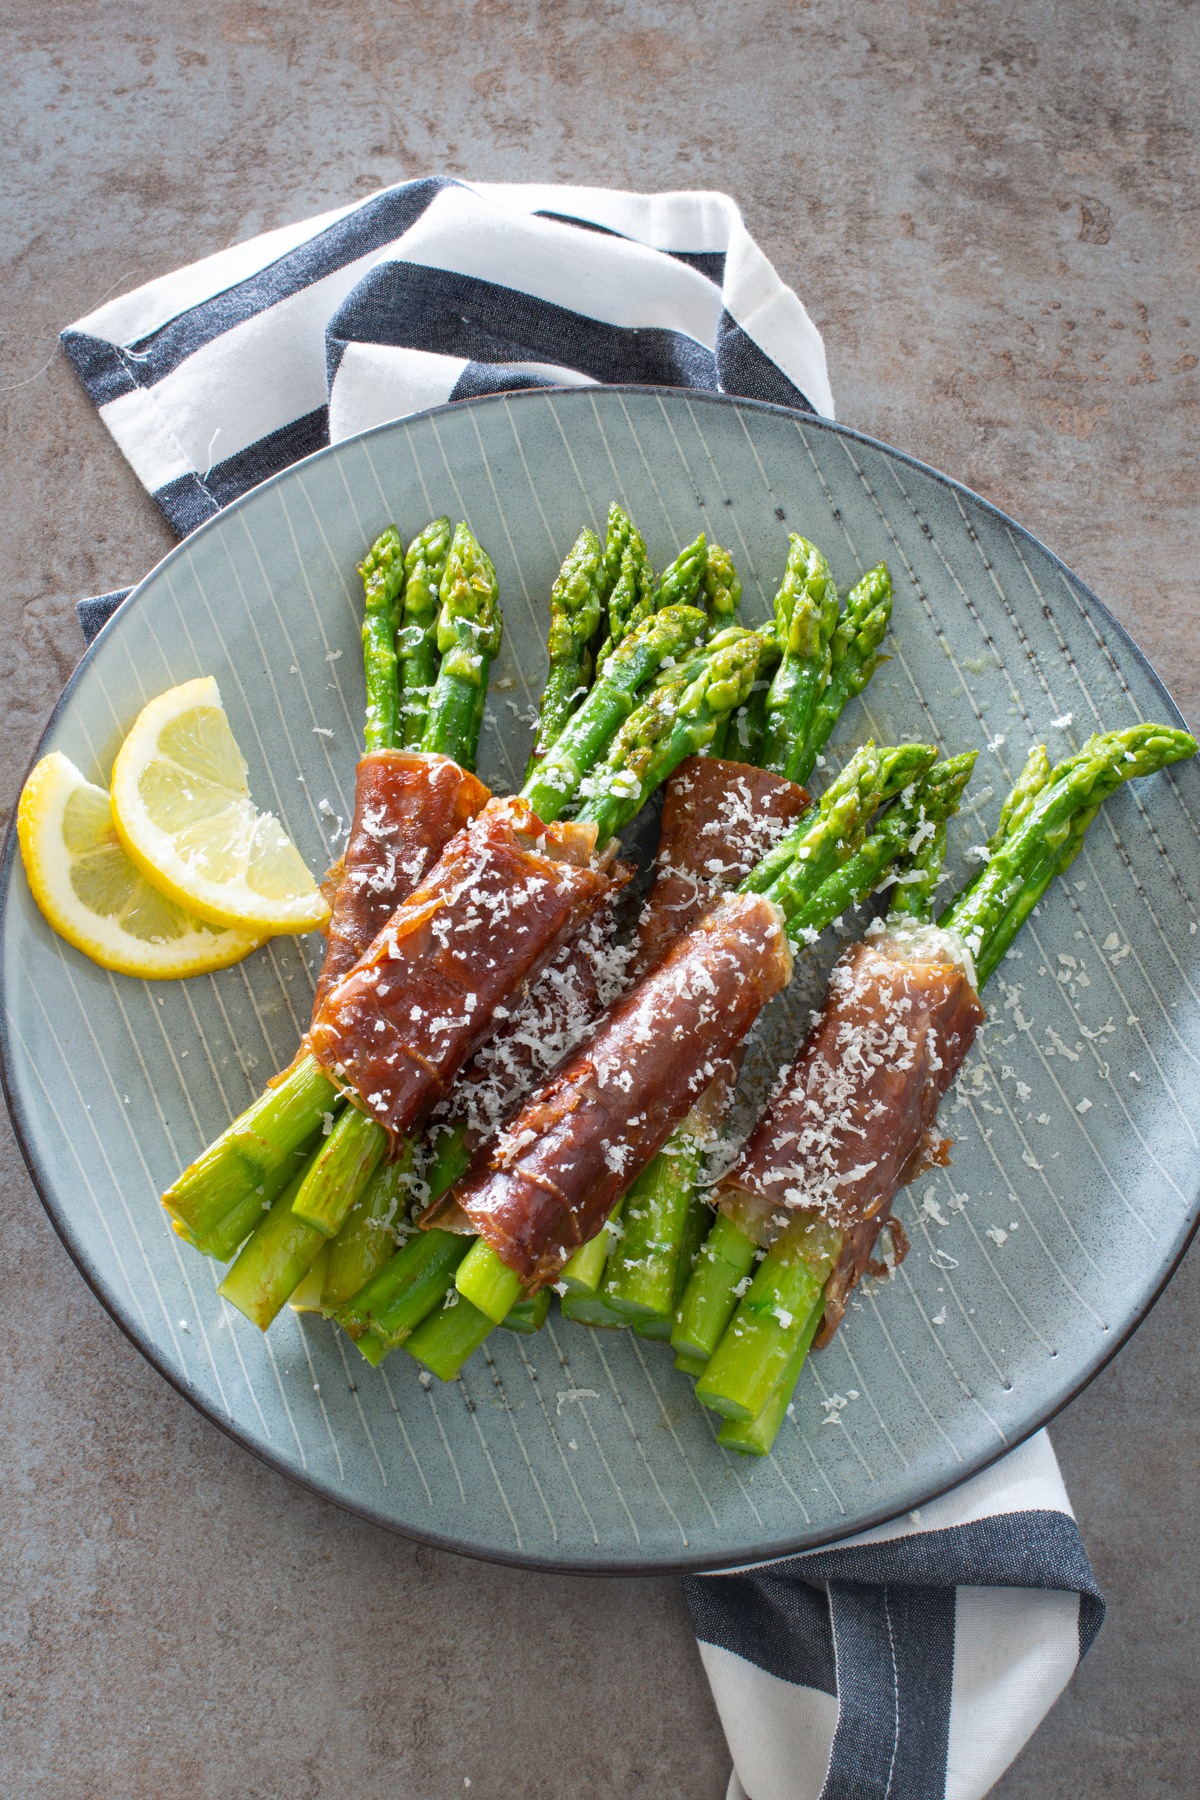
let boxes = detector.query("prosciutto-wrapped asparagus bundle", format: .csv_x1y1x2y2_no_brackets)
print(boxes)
428,888,794,1281
689,725,1197,1448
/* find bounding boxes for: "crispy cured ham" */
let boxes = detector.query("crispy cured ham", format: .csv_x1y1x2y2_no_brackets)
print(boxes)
308,797,616,1146
717,921,985,1346
428,890,794,1285
312,750,489,1015
630,755,809,978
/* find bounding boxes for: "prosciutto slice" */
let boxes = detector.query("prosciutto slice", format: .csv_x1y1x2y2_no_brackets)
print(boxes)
631,755,809,978
312,750,489,1015
717,921,985,1346
432,890,794,1286
308,797,615,1146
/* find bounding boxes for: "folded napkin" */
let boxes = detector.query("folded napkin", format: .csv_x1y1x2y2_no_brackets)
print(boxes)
61,179,1103,1795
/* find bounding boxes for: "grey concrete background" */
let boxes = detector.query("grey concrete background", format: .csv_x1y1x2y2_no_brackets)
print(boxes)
2,2,1197,1794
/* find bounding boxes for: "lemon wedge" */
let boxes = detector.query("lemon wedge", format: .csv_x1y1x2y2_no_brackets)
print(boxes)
18,751,264,978
110,676,330,936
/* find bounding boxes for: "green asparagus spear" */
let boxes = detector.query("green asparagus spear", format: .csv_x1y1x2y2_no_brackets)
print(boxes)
406,1288,496,1381
193,1130,325,1263
290,1103,388,1238
320,1140,416,1314
397,516,452,747
594,506,654,670
341,1229,470,1350
880,751,979,926
525,527,606,778
602,1117,710,1321
422,523,502,769
756,742,938,922
793,564,892,785
989,743,1052,850
359,527,406,753
498,1291,552,1333
574,627,771,844
520,603,708,823
717,1293,824,1455
560,1290,630,1330
558,1198,626,1295
758,535,840,780
218,1168,328,1330
694,1231,834,1421
700,543,742,628
944,724,1197,985
656,534,708,610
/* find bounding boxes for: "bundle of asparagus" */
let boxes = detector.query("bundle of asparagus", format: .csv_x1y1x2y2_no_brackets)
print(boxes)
678,725,1196,1452
167,503,778,1340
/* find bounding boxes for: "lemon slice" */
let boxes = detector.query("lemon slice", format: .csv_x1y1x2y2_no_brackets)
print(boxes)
18,752,264,978
110,676,330,935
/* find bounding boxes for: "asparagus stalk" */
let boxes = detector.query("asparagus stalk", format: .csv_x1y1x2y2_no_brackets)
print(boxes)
656,535,708,610
717,1292,824,1454
291,1103,387,1236
422,524,502,769
560,1291,630,1330
405,1288,496,1380
359,526,407,754
629,1186,712,1341
558,1198,626,1295
593,505,654,672
758,535,840,780
944,724,1197,986
602,1118,709,1321
218,1168,328,1330
573,627,771,845
520,603,708,823
793,564,892,786
340,1230,470,1349
320,1141,417,1314
397,516,452,747
499,1291,552,1334
525,527,606,778
162,1058,343,1239
190,1130,323,1263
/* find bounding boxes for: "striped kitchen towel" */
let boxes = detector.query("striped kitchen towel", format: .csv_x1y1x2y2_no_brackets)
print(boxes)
685,1429,1103,1800
62,181,1104,1796
64,175,832,640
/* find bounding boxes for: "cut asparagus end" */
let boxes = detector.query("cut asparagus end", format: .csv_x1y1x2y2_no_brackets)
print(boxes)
559,1291,630,1330
455,1238,525,1323
339,1227,469,1346
406,1290,494,1380
695,1253,828,1422
288,1245,330,1313
162,1054,342,1236
558,1198,625,1295
717,1294,824,1456
675,1350,710,1378
670,1214,758,1360
499,1291,551,1334
194,1130,324,1263
290,1105,388,1238
217,1169,327,1331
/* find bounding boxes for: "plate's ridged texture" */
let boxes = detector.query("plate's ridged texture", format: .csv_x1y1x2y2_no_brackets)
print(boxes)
4,389,1198,1572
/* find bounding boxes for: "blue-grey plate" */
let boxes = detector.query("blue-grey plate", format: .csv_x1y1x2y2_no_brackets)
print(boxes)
4,388,1198,1573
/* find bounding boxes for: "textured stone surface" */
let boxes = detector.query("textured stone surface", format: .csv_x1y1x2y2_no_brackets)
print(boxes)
1,2,1197,1794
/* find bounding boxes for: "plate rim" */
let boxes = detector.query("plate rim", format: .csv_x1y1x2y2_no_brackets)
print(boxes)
3,383,1196,1576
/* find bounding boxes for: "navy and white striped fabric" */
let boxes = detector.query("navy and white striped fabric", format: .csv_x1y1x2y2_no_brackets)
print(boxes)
63,177,832,620
687,1430,1102,1800
62,180,1102,1795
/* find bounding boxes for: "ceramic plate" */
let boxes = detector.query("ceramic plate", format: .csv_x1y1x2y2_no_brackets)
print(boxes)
4,388,1198,1573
